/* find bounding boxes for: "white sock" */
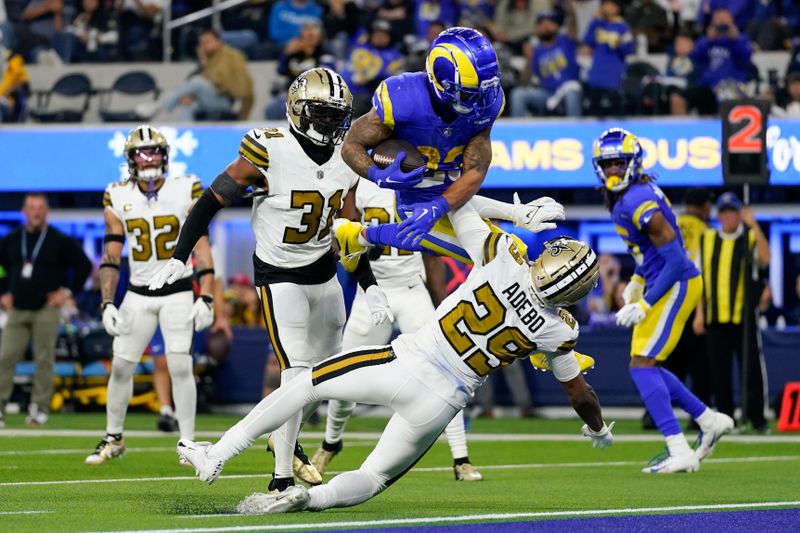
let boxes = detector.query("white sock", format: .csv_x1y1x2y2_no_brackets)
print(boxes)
444,410,468,460
272,367,306,478
208,424,255,463
307,468,383,510
166,353,196,441
695,408,716,431
665,433,692,457
106,357,136,435
160,405,174,417
324,400,356,444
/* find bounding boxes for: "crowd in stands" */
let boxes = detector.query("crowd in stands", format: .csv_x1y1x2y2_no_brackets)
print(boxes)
2,1,800,121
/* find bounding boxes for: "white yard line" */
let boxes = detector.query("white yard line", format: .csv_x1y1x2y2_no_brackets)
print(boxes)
1,429,799,444
0,510,53,516
1,455,797,488
81,501,800,533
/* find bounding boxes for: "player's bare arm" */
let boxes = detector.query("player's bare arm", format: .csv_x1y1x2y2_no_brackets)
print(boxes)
338,185,360,221
193,236,215,297
100,208,124,304
442,128,492,210
561,374,603,432
341,110,394,178
422,254,447,306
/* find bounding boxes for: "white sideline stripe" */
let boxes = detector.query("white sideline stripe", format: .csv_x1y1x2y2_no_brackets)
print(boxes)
0,510,53,516
83,501,800,533
0,447,175,457
1,455,797,488
2,429,799,444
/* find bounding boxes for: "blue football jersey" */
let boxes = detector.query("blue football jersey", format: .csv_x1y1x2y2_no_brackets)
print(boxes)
612,181,698,289
372,72,505,203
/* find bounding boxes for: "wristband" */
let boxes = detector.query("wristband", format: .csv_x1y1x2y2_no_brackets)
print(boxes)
200,295,213,305
195,268,215,279
100,300,114,311
99,262,120,271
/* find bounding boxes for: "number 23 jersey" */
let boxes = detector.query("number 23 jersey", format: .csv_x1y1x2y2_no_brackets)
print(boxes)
103,175,201,287
239,127,360,269
392,233,578,405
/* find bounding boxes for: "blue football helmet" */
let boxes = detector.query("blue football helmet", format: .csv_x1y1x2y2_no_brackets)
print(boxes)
592,128,644,192
425,27,501,118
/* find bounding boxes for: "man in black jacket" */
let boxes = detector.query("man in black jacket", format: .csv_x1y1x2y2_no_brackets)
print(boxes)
0,193,91,427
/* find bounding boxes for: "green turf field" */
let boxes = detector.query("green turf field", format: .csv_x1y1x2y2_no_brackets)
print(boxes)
0,413,798,532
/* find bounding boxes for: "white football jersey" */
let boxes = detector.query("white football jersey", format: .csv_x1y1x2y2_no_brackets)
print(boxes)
104,176,201,287
393,232,578,399
355,180,424,288
239,127,360,269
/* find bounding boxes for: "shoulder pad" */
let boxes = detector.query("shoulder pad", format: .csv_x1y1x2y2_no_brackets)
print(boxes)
239,128,273,170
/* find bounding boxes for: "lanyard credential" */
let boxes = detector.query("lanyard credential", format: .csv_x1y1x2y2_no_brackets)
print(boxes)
20,228,47,279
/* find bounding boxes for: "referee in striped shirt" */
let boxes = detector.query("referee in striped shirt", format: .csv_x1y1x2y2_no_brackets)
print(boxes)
696,192,770,433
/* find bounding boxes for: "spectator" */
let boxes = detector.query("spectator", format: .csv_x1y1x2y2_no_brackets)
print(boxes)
582,0,634,116
774,72,800,118
697,0,753,34
510,11,582,118
457,0,494,29
345,19,404,117
489,0,549,55
404,18,444,72
12,0,72,62
268,0,323,47
563,0,600,42
265,21,327,119
138,28,254,121
375,0,413,44
0,193,92,428
697,193,770,433
642,30,698,116
671,8,752,116
414,0,458,42
116,0,164,61
320,0,360,59
53,0,118,63
624,0,669,53
0,47,29,122
748,0,800,51
587,253,621,316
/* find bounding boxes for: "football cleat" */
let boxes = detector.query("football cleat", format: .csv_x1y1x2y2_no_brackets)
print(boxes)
642,450,699,474
85,436,126,465
333,219,369,273
267,436,323,486
25,404,48,427
694,412,735,462
310,439,343,476
530,351,595,374
177,439,224,484
267,475,295,494
236,486,310,514
157,413,179,433
454,462,483,481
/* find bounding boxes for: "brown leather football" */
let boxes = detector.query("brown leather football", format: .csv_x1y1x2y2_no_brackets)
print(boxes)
371,139,427,172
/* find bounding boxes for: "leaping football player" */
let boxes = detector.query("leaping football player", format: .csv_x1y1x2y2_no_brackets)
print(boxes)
175,200,614,515
86,125,215,465
593,127,734,473
148,68,393,493
310,179,483,482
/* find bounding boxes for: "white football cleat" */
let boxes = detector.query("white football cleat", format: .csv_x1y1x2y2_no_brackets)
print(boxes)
235,486,310,514
454,462,483,481
695,412,735,462
85,436,126,465
177,439,224,484
641,451,700,474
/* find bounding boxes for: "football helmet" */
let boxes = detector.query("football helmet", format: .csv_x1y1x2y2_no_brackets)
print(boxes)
426,27,501,118
530,236,599,307
124,124,169,183
592,127,643,193
287,67,354,146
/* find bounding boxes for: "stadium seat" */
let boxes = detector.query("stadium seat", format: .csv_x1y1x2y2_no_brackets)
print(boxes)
28,73,93,123
99,71,160,122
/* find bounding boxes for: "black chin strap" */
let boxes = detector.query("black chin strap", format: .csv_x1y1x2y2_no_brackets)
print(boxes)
290,127,334,166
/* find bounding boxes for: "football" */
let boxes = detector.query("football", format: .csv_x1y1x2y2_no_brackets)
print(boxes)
371,139,427,172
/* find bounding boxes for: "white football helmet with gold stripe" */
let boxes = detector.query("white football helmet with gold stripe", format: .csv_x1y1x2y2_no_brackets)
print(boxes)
124,124,169,183
287,67,354,147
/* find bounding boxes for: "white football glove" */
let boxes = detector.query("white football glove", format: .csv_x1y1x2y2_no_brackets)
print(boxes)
148,258,190,291
190,296,214,331
102,303,124,336
616,300,650,328
511,193,566,233
623,276,644,305
365,285,394,325
582,421,615,449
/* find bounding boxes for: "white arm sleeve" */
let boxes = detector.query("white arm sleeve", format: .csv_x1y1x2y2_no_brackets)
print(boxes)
547,350,581,383
449,201,492,266
469,195,515,221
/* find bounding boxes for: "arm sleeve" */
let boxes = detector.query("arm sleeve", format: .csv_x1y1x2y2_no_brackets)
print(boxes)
448,202,493,266
172,189,224,264
619,28,635,56
642,239,685,307
632,200,660,231
63,235,92,294
547,350,581,383
583,20,597,46
730,36,752,66
353,255,378,290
